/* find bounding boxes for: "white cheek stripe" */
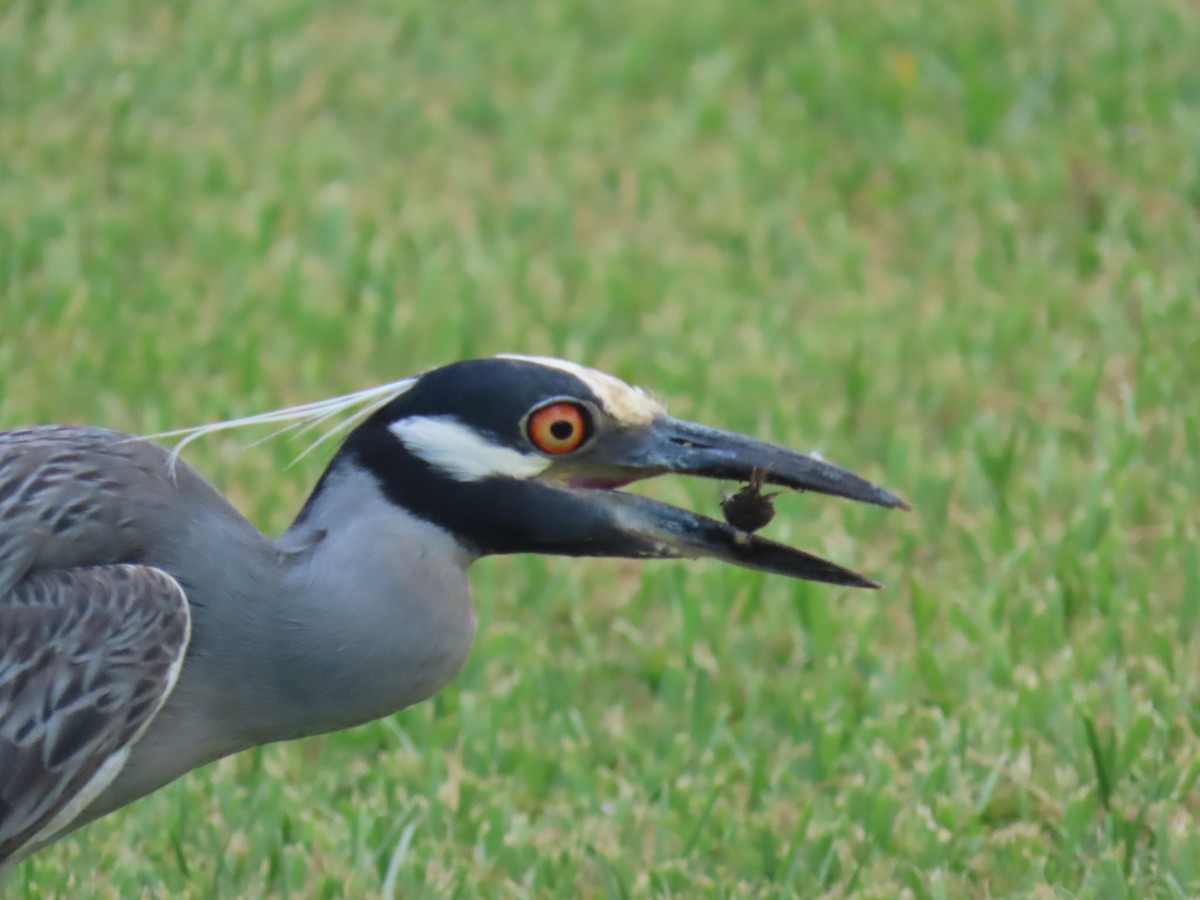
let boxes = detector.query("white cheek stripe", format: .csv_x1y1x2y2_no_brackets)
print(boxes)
389,416,551,482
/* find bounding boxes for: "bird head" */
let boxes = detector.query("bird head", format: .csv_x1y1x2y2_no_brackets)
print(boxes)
311,355,906,588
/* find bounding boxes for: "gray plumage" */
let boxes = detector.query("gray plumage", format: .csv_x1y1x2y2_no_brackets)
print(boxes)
0,425,475,866
0,564,188,862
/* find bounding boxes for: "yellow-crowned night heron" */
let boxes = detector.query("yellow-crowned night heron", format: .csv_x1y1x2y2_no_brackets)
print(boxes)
0,355,906,866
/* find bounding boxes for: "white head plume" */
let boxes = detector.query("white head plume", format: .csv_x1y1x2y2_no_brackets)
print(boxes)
145,377,419,471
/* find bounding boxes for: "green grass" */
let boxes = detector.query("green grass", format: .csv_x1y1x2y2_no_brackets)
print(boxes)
3,0,1199,895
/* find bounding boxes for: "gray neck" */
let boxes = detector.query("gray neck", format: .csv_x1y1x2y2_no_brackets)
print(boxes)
90,463,477,821
269,464,478,737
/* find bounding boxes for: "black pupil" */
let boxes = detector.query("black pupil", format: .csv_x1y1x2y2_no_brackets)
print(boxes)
550,420,574,441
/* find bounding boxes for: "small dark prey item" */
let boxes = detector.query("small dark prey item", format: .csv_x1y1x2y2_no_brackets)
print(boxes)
721,468,781,533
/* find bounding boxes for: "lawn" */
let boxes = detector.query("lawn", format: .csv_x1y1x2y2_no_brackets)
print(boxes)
2,0,1198,896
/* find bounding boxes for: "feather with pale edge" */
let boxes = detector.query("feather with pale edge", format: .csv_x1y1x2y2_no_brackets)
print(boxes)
0,565,189,866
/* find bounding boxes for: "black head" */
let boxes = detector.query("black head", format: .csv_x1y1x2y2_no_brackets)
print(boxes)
308,355,907,587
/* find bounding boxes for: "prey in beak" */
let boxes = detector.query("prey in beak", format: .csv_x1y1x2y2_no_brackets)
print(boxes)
720,468,781,533
538,413,909,589
351,355,907,588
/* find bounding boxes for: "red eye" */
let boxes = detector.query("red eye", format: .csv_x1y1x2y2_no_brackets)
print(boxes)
527,402,590,455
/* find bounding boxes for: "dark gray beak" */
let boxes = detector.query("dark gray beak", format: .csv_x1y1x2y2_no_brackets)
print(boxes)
541,416,907,588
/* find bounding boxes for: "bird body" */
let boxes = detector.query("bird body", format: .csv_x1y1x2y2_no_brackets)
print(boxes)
0,356,907,868
1,429,478,845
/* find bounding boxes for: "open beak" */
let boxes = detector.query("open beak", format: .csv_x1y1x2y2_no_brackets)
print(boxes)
540,416,908,589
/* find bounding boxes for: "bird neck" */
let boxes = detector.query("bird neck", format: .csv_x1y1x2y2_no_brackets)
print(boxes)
163,462,479,751
86,462,479,827
257,462,479,741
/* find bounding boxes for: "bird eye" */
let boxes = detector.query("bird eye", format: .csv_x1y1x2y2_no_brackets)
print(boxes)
527,402,591,455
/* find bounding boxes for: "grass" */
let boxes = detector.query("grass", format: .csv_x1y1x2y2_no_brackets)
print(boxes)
2,0,1199,895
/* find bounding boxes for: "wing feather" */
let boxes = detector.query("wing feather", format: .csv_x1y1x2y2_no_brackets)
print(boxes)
0,564,190,866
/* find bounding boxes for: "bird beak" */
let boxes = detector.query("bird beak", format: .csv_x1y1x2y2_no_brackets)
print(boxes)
539,416,908,588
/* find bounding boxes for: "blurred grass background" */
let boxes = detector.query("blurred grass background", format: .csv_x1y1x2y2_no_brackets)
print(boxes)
2,0,1199,895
